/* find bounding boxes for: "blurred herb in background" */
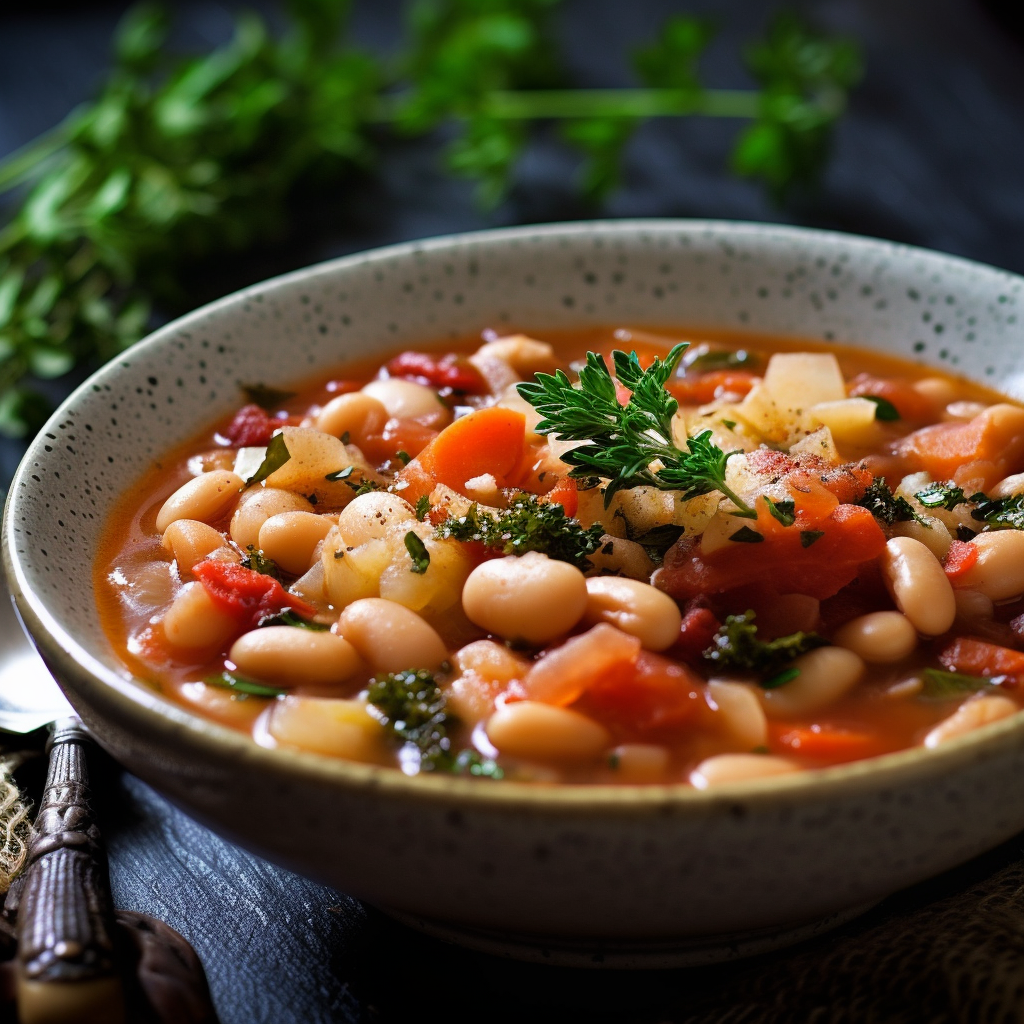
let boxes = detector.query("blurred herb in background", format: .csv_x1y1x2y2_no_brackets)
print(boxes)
0,0,860,437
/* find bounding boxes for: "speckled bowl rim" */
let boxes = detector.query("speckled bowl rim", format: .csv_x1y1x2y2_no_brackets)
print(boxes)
6,218,1024,817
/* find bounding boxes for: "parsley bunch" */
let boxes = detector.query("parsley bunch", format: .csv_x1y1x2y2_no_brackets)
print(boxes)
518,344,755,514
703,610,827,687
0,1,860,437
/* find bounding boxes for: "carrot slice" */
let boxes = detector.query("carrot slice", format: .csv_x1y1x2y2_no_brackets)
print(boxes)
395,407,526,503
544,476,579,517
770,722,888,762
943,539,979,586
668,370,757,405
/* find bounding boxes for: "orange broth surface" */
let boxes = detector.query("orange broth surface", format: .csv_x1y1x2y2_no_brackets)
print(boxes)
94,327,1024,786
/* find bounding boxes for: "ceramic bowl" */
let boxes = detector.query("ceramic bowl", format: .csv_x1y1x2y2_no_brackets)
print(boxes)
5,221,1024,968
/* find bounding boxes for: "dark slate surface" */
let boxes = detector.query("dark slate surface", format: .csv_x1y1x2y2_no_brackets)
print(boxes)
3,1,1024,1021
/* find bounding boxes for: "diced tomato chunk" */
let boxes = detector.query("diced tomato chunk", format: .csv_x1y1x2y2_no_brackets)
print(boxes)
943,540,979,586
938,637,1024,682
847,373,934,422
385,351,487,393
192,561,317,632
543,476,578,517
671,606,720,666
769,722,891,763
359,417,439,465
577,650,709,739
223,404,280,447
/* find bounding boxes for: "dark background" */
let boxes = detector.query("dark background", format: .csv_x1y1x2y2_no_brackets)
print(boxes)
2,1,1024,1021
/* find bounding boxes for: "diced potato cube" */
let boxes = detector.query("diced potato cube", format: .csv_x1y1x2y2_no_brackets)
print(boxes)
763,352,846,408
269,696,385,762
379,523,472,615
809,398,880,447
322,528,390,608
789,426,841,465
265,426,381,506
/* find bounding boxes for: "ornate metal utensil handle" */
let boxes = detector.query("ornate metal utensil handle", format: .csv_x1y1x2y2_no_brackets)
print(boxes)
15,718,126,1024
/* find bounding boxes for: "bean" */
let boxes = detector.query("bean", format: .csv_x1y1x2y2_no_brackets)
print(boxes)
161,519,229,575
923,694,1018,748
269,696,384,761
892,515,952,561
337,598,448,672
954,588,994,623
583,577,682,651
610,744,670,783
991,473,1024,499
584,535,655,580
486,701,610,762
161,582,238,650
881,536,956,635
362,378,452,426
229,488,313,551
462,551,587,644
259,512,334,575
448,641,532,720
912,377,959,408
944,400,989,421
833,611,918,663
155,470,243,533
336,491,416,546
315,392,388,442
471,336,557,378
957,531,1024,601
707,680,768,749
229,627,362,687
690,753,800,789
760,647,865,718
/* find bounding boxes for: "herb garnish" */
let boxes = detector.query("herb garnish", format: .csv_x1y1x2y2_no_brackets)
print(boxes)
404,531,431,574
435,493,605,570
863,395,900,421
518,345,756,515
366,669,502,777
914,483,969,511
258,609,329,631
730,526,764,543
242,384,297,411
241,545,280,579
687,348,757,372
855,477,923,525
800,529,824,548
415,495,431,521
920,668,1003,701
763,496,796,527
325,466,354,482
703,610,827,682
971,494,1024,531
245,433,290,487
205,670,285,699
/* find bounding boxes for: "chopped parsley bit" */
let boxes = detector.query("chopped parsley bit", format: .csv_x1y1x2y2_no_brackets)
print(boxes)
864,395,900,421
245,433,290,487
764,667,800,689
920,668,1004,701
635,523,686,560
366,669,501,777
751,745,771,755
957,525,979,542
971,493,1024,531
258,609,329,631
721,419,737,430
395,450,411,465
241,545,280,579
855,477,924,526
763,496,796,527
435,493,605,571
349,478,384,496
241,383,296,411
703,610,827,682
800,529,825,548
415,495,431,521
205,670,285,699
404,531,431,574
915,483,969,511
325,465,354,481
729,526,764,543
340,431,351,445
608,752,621,770
304,493,318,505
518,345,756,516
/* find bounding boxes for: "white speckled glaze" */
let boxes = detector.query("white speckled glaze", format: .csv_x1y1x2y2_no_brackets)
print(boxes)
5,221,1024,966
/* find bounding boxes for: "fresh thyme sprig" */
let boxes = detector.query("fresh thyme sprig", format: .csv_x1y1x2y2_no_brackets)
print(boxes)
0,2,860,437
517,344,755,515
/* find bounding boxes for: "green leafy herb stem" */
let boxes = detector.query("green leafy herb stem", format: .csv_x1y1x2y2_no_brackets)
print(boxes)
703,610,827,684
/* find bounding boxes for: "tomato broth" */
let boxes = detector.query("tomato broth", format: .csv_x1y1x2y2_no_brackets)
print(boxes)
95,328,1024,786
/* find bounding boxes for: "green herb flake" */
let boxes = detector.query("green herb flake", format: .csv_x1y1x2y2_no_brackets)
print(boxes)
915,483,968,511
971,493,1024,531
435,492,605,571
205,670,285,699
729,526,764,543
517,346,756,516
763,496,796,527
800,529,825,548
864,395,900,421
721,419,737,430
920,668,1004,701
415,495,431,521
763,667,800,689
395,450,411,465
241,545,280,579
404,531,431,574
687,348,757,372
245,433,290,487
855,477,924,525
242,383,296,411
703,610,827,683
258,609,329,631
325,465,354,482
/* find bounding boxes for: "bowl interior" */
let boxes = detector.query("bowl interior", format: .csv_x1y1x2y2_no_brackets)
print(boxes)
5,219,1024,785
